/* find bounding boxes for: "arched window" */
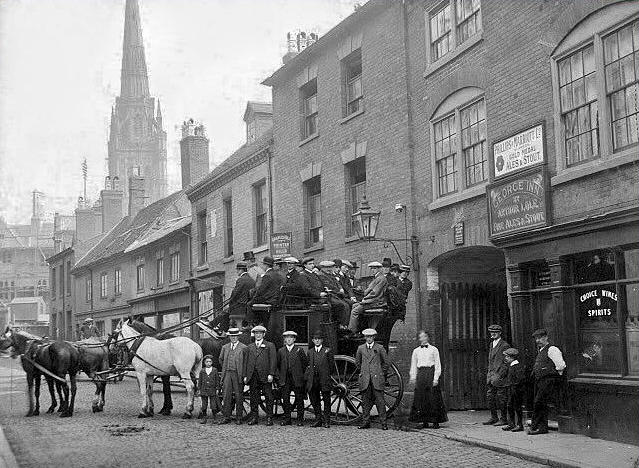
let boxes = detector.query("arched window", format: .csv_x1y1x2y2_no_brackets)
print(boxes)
552,2,639,174
430,87,487,202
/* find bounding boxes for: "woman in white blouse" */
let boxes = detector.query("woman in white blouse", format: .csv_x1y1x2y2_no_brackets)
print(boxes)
409,330,448,429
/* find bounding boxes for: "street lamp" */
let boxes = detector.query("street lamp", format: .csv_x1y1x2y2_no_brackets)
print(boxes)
351,197,418,269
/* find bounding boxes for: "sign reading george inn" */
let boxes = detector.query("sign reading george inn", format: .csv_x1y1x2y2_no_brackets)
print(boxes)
493,124,544,179
488,168,549,237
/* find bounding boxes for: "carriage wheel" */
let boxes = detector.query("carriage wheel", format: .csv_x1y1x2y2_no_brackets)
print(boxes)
330,355,404,425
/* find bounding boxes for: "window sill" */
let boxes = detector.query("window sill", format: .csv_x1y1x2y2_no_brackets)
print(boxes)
339,109,364,125
299,133,319,147
222,256,234,264
423,32,483,79
168,280,180,286
345,235,362,244
303,243,324,255
196,264,209,272
427,182,488,211
551,148,639,186
151,285,164,291
252,244,269,254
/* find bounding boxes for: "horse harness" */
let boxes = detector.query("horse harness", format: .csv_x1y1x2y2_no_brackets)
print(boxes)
20,341,67,384
127,336,170,376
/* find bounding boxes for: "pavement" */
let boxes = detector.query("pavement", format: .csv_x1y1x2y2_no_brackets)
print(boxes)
0,356,637,468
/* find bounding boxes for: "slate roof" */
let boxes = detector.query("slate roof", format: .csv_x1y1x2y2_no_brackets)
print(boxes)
72,190,187,272
186,128,272,199
243,101,273,121
124,216,191,253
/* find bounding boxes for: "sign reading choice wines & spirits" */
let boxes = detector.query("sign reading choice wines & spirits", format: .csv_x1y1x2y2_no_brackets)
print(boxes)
488,168,549,237
493,124,544,179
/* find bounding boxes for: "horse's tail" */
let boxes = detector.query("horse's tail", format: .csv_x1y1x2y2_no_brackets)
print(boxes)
190,345,203,382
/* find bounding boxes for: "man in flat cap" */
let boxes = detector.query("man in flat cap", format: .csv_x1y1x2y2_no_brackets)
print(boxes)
502,347,525,432
348,261,388,333
356,328,389,430
244,325,277,426
317,260,350,326
483,324,510,426
250,256,285,325
218,328,247,425
529,329,566,435
277,331,308,426
305,330,334,428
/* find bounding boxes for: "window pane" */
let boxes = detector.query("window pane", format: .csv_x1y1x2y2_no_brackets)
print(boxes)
571,52,584,80
604,33,619,64
585,74,597,101
560,85,572,110
559,58,571,86
610,90,626,120
620,54,636,86
583,45,595,74
613,119,628,148
628,114,639,145
619,24,634,58
606,62,621,93
572,77,585,106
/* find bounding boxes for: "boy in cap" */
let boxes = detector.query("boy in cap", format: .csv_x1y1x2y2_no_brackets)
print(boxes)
356,329,389,430
276,331,308,426
483,324,510,426
502,347,525,432
305,330,334,428
244,325,277,426
218,328,247,425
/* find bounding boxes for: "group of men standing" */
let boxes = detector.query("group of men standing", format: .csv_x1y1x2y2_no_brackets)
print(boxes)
213,324,390,429
221,254,413,334
484,325,566,435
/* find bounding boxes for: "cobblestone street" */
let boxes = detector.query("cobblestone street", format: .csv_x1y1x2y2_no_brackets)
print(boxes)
0,359,544,468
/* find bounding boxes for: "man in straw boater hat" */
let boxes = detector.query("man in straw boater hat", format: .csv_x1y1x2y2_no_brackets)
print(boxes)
348,260,388,333
217,328,247,425
356,328,389,430
80,317,99,339
483,324,510,426
249,256,284,325
305,329,334,428
276,330,308,426
244,325,277,426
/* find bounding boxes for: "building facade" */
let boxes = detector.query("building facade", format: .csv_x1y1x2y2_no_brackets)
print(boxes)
402,0,638,443
107,0,167,211
186,103,273,331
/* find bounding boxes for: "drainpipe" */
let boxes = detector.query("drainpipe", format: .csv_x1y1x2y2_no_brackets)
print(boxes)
401,0,423,331
266,146,275,249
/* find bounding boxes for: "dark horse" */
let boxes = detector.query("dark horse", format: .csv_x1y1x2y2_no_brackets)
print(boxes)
0,326,80,417
75,337,111,413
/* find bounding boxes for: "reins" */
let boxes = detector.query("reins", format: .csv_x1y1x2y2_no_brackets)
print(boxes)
19,350,67,384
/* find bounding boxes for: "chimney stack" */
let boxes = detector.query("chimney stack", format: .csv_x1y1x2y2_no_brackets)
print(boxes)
75,197,102,242
128,168,146,218
283,31,318,64
100,176,124,232
180,119,210,189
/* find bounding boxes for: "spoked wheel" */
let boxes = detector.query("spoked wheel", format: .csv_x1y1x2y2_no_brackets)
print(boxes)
329,355,404,425
330,355,364,425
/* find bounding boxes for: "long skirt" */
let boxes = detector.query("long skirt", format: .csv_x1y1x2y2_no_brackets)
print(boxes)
409,366,448,423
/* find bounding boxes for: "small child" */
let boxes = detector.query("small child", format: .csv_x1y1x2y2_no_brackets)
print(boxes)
502,348,525,432
198,355,221,424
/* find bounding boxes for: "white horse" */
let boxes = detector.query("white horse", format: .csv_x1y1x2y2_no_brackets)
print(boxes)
115,319,202,419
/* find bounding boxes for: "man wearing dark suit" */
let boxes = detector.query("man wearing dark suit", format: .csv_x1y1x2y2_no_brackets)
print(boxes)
348,261,388,332
250,256,284,325
305,330,334,428
299,257,326,298
317,260,350,325
218,328,247,425
356,328,389,430
277,330,308,426
336,259,357,303
483,324,510,426
397,265,413,298
228,262,255,321
244,325,277,426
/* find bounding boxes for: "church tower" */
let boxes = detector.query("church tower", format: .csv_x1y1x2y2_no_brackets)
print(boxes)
107,0,167,213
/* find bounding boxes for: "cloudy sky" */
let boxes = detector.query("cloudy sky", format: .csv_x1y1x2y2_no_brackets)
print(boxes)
0,0,360,224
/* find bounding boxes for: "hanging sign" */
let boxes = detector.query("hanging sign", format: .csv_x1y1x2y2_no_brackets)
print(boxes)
270,232,292,259
493,124,545,179
488,168,550,237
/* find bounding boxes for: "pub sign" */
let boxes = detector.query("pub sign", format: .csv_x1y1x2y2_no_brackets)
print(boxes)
488,168,550,237
493,123,545,179
270,232,292,259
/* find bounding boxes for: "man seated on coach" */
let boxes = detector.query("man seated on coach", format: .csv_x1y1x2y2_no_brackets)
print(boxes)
316,260,351,326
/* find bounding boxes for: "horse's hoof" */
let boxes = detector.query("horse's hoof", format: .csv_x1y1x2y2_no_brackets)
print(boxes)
137,413,150,419
25,412,34,417
181,413,192,419
92,406,99,413
46,408,54,414
32,410,40,416
59,412,71,418
159,408,171,416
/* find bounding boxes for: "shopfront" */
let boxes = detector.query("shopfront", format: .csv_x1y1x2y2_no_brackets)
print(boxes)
128,286,192,337
497,210,639,444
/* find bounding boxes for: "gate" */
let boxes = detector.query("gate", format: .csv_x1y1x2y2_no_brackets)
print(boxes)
440,282,510,410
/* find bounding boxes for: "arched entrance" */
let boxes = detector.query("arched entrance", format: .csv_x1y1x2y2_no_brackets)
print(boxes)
429,246,510,410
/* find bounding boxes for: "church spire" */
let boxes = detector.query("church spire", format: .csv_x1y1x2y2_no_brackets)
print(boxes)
156,99,163,126
120,0,149,99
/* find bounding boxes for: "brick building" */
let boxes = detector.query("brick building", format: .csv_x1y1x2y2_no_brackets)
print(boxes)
185,103,273,330
402,0,638,443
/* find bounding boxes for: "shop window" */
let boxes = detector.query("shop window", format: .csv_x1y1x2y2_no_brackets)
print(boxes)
426,0,482,65
300,78,318,140
430,89,487,201
552,7,639,174
304,176,323,248
571,247,639,376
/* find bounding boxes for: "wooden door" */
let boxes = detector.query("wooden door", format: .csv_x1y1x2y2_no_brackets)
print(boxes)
440,282,510,410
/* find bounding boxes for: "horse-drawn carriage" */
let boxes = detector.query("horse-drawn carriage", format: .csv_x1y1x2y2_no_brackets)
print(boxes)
249,292,405,424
